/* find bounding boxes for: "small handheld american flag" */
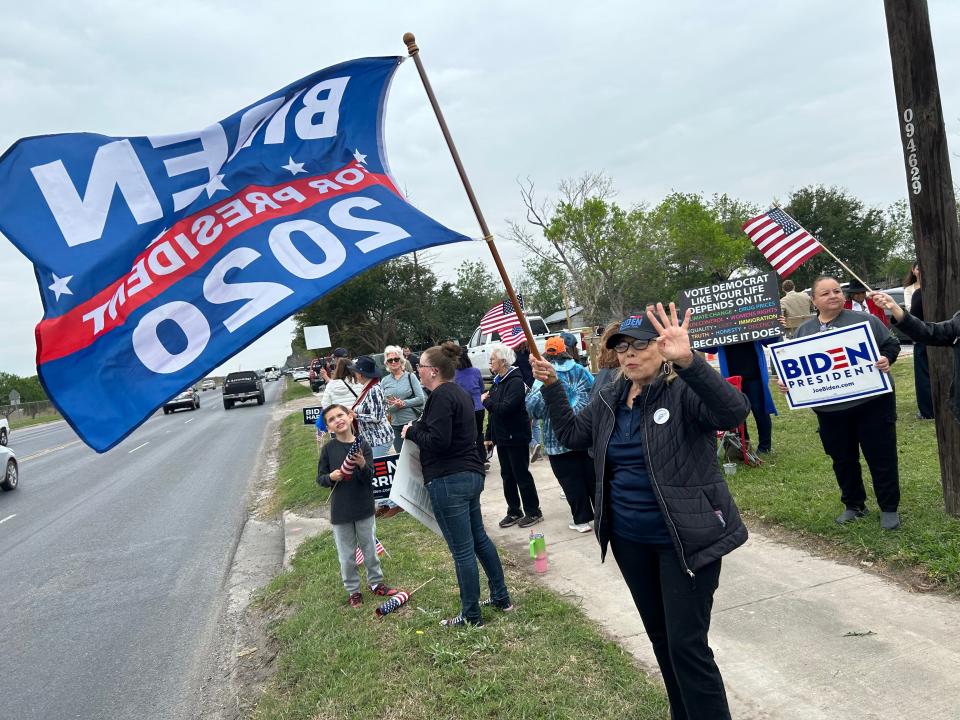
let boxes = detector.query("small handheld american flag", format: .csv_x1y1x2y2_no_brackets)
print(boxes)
479,295,524,335
355,538,386,565
339,436,364,480
742,208,824,278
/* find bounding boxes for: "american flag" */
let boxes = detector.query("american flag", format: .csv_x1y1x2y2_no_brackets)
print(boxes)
479,295,525,335
742,208,824,278
501,325,528,349
355,538,386,565
339,436,363,480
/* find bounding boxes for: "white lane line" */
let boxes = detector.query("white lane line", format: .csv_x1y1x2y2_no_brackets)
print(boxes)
128,442,150,454
184,418,195,424
20,440,82,462
0,514,16,525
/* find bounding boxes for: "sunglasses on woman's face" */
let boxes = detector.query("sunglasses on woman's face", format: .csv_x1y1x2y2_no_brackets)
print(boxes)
386,357,402,363
614,339,653,353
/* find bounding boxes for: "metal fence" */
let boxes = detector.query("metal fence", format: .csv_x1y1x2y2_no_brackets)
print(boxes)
1,400,61,425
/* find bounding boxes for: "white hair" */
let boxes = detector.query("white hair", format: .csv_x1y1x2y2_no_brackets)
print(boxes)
383,345,403,358
489,343,516,365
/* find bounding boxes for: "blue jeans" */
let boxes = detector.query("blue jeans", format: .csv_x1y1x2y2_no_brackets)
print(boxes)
427,471,510,624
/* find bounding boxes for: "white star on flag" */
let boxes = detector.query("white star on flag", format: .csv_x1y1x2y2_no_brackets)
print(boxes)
49,273,74,301
353,149,367,165
204,174,228,198
282,157,306,175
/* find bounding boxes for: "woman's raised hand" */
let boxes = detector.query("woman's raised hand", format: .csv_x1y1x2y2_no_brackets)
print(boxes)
646,302,694,368
869,291,905,321
531,357,557,384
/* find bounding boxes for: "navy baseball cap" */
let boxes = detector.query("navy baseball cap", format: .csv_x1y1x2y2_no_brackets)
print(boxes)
332,347,349,358
605,313,659,348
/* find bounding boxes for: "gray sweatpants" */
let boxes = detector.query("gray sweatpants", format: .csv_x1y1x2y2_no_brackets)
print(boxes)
331,516,384,593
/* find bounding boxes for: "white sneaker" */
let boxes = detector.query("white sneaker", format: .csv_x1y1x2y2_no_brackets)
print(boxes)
568,522,592,533
559,490,566,499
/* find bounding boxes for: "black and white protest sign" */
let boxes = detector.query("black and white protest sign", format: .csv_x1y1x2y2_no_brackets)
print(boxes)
678,273,781,349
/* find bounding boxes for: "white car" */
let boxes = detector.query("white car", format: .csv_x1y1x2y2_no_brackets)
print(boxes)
201,379,217,391
0,417,8,446
291,369,310,382
1,446,18,491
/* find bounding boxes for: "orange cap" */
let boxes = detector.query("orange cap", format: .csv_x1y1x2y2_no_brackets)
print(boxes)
544,336,566,355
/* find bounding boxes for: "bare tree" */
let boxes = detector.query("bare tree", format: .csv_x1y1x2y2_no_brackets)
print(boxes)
506,172,646,323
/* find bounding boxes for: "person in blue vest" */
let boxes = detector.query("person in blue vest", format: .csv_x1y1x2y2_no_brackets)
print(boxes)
712,338,779,454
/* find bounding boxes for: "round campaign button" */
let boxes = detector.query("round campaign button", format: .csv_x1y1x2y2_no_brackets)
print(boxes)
653,408,670,425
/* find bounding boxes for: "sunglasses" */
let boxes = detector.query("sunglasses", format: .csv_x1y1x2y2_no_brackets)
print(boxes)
386,358,402,363
614,339,653,353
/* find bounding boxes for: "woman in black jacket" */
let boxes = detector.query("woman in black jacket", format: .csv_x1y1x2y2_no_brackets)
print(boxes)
482,343,542,528
872,290,960,424
403,342,512,627
532,303,750,720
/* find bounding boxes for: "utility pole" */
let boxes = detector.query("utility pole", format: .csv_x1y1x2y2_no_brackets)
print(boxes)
884,0,960,515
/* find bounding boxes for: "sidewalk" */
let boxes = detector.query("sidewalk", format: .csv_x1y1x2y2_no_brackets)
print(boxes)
483,454,960,720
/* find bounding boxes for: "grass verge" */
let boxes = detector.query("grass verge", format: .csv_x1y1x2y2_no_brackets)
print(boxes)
252,411,668,719
253,518,667,720
730,358,960,592
282,378,315,403
9,413,62,429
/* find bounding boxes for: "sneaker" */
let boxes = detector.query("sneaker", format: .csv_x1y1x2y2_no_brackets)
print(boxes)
568,522,593,533
836,507,869,525
757,447,772,454
559,490,566,499
440,613,483,628
498,513,522,528
530,443,543,463
518,513,544,528
348,592,363,608
370,583,398,597
881,511,901,531
480,598,515,612
916,412,933,420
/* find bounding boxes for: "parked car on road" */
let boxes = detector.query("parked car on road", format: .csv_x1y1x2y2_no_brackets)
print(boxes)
201,379,217,391
1,446,18,491
0,417,8,446
163,387,200,414
291,368,309,382
222,371,265,409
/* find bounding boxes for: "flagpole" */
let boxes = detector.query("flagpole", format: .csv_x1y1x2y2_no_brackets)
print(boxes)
402,33,542,360
770,203,873,290
817,246,873,292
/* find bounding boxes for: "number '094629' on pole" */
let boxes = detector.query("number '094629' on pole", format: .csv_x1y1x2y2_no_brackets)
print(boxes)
902,107,922,195
0,56,470,451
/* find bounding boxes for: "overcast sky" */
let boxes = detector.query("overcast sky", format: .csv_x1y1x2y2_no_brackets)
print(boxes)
2,1,959,377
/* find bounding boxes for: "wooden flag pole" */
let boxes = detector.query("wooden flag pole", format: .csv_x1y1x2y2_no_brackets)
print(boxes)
402,33,541,359
817,246,873,293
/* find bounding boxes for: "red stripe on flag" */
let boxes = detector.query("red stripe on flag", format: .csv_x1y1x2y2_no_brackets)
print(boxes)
775,243,825,278
36,163,398,365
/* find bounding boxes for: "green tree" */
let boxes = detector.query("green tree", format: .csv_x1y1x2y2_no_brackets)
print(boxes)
0,373,47,406
517,254,567,317
646,192,755,302
508,173,657,324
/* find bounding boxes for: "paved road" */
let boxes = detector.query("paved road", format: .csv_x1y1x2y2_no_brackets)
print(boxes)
0,381,284,720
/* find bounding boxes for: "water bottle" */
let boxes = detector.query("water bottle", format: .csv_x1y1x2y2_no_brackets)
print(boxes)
529,532,548,573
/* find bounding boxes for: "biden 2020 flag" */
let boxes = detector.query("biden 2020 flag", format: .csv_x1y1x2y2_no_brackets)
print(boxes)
0,57,469,452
